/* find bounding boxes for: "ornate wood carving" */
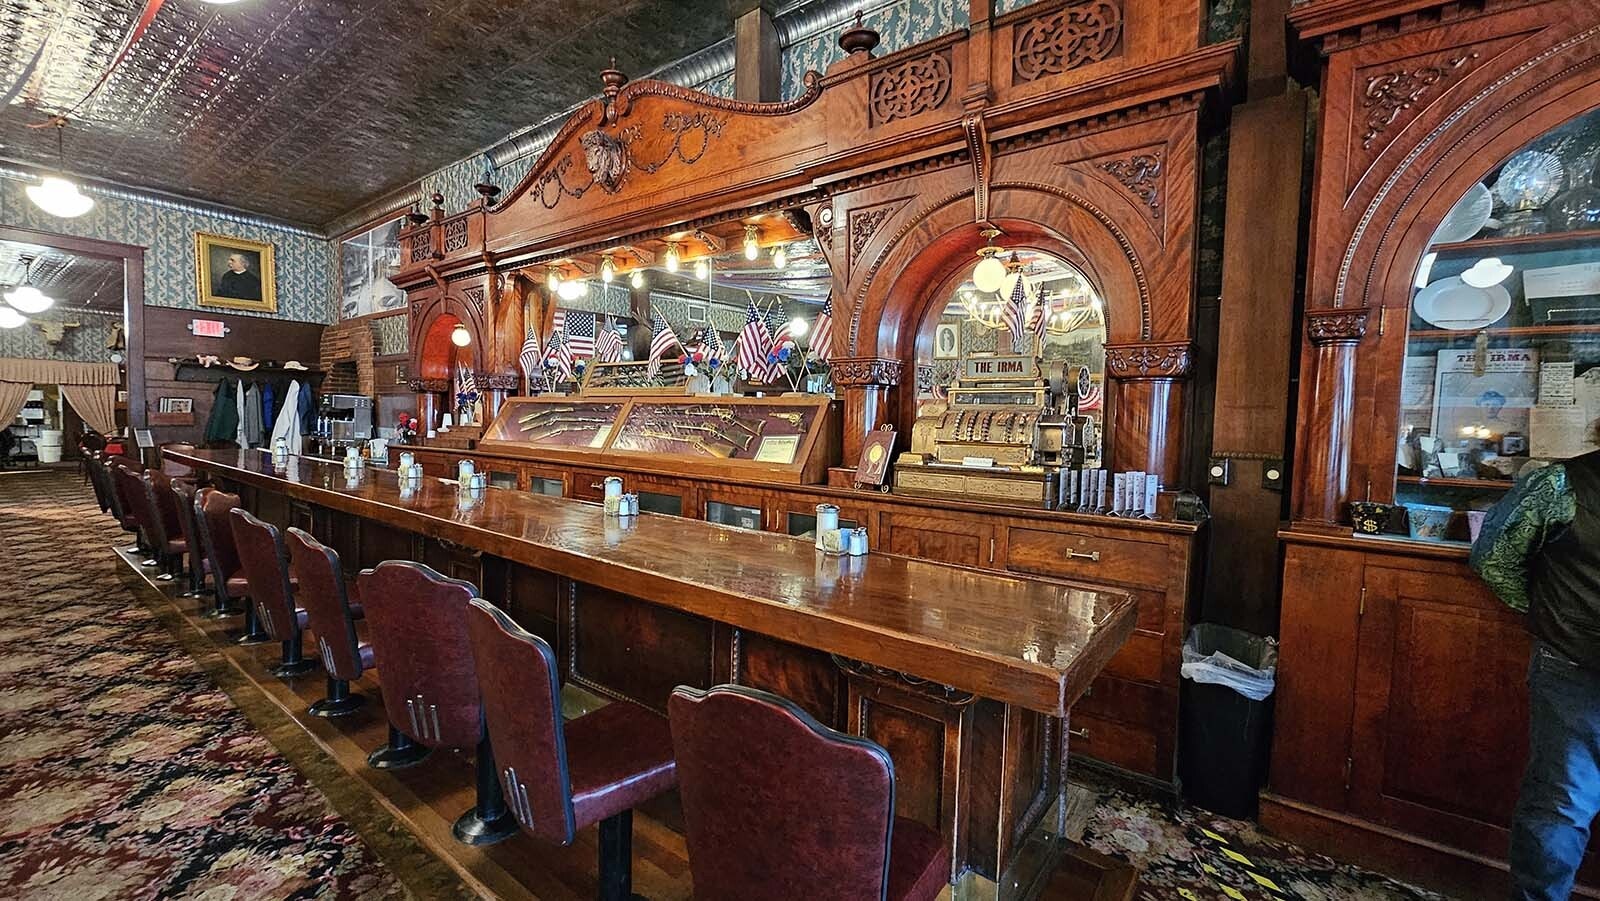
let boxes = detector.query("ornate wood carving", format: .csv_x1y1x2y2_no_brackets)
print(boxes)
1098,151,1163,214
847,198,911,267
869,49,953,125
461,287,486,316
579,130,628,193
442,218,468,254
408,230,434,263
408,377,451,393
479,373,520,391
1013,0,1124,83
831,357,903,387
1104,341,1193,379
1360,52,1479,148
1305,308,1368,345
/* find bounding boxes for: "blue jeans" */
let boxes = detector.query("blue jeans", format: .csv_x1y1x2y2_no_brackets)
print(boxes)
1511,642,1600,901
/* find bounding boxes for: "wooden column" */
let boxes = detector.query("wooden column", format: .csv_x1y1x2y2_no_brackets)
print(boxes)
410,378,447,434
733,4,780,103
1293,309,1368,526
1105,342,1192,485
628,283,652,360
484,269,522,414
831,357,902,464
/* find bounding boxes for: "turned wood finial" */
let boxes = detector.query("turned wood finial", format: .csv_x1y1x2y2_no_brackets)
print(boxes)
431,192,445,210
474,183,502,205
600,57,628,99
839,11,879,56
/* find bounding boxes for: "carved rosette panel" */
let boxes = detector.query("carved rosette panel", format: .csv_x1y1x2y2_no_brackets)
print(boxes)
1104,342,1193,379
831,357,904,387
1305,309,1369,345
461,287,486,316
408,231,433,263
408,377,451,393
869,50,952,125
1013,0,1123,83
1359,52,1480,149
480,373,520,391
1099,151,1163,216
442,218,468,254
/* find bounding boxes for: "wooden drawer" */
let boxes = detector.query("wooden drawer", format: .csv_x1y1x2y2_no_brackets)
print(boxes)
1075,673,1165,729
1068,712,1159,776
1103,628,1165,683
1005,526,1171,592
877,510,998,568
569,469,612,501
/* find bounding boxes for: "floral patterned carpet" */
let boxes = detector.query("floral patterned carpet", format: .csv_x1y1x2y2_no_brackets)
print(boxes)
0,470,404,900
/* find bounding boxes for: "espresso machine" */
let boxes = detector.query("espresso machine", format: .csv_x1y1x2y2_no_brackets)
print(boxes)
322,394,373,445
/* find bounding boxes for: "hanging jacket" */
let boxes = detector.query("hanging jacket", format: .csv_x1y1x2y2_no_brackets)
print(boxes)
261,381,276,434
204,378,239,444
243,383,264,448
235,381,248,448
271,379,304,452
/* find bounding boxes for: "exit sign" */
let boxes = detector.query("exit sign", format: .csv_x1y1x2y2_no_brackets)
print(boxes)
189,319,229,338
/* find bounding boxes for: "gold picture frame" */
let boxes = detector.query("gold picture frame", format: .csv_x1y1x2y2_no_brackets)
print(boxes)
196,232,276,313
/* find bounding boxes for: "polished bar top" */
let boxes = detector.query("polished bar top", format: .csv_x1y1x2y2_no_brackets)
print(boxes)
174,449,1136,716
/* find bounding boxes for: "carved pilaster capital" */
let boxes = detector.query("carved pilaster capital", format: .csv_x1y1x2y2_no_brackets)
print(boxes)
831,357,903,387
408,377,451,393
1104,341,1193,380
1306,308,1369,345
479,373,520,391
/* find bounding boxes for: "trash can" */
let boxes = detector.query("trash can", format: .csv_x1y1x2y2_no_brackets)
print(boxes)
1178,623,1277,818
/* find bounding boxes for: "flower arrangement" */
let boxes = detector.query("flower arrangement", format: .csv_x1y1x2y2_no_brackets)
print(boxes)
395,413,419,444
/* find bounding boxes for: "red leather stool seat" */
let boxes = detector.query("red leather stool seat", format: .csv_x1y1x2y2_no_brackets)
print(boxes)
285,527,371,718
887,817,948,901
565,700,677,829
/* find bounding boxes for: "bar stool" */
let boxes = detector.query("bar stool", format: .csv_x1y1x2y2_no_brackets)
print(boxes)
84,450,112,514
170,480,208,598
466,598,677,900
357,561,516,845
668,684,950,901
230,508,316,679
138,470,187,581
195,490,269,642
285,527,370,717
111,461,152,558
101,456,139,540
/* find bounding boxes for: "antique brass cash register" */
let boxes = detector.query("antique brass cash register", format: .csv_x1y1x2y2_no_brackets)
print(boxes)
893,353,1090,508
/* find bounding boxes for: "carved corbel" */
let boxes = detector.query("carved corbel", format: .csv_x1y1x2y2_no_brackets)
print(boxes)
1305,308,1369,345
964,113,993,226
831,357,903,387
1104,342,1194,380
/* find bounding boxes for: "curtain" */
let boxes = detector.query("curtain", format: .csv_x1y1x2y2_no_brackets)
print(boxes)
60,383,116,434
0,382,29,438
0,358,119,385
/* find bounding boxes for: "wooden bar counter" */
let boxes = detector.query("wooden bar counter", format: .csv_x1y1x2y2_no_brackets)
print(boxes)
174,448,1137,898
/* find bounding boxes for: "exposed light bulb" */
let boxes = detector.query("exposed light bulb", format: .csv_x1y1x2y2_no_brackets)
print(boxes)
664,243,681,272
26,176,94,219
630,269,645,289
450,323,471,347
772,244,788,269
546,266,562,292
0,307,24,329
972,253,1007,293
743,225,760,260
694,258,709,279
1461,256,1513,289
557,279,587,301
4,285,54,314
788,317,809,339
600,255,616,283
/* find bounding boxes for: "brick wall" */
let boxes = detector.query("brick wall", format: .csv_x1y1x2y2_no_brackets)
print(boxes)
319,319,376,397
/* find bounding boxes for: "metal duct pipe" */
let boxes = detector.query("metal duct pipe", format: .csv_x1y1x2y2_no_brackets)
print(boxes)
322,183,427,239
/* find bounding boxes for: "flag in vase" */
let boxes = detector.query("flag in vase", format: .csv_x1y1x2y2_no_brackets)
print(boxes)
1001,274,1029,352
810,296,835,362
595,315,626,363
736,301,777,381
518,326,542,382
554,309,596,359
544,329,575,382
647,311,682,379
700,326,725,363
1026,285,1049,341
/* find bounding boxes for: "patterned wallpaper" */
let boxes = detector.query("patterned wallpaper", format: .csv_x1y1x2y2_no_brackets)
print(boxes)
0,176,337,324
0,310,120,363
781,0,967,100
370,313,409,357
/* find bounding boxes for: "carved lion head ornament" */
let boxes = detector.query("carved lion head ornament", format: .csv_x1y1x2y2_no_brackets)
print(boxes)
579,130,628,194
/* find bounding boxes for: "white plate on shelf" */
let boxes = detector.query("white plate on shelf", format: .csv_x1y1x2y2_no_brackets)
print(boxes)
1413,275,1512,329
1429,183,1494,245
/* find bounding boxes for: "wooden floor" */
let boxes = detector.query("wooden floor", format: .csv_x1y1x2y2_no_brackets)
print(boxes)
117,549,1132,901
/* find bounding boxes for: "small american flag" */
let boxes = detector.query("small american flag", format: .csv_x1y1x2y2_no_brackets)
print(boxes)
518,326,542,382
557,309,597,358
647,311,682,379
544,329,575,382
810,296,834,362
594,315,626,363
1026,285,1049,341
736,301,777,382
1001,275,1028,352
1079,380,1103,412
702,327,725,362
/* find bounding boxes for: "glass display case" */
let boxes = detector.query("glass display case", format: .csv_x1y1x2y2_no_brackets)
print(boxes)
479,397,626,450
608,399,822,464
1392,107,1600,542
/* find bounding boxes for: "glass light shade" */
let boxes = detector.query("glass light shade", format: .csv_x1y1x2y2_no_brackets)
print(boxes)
4,285,54,313
743,226,760,260
600,256,616,283
546,267,562,292
629,269,645,289
1461,257,1513,288
557,279,587,301
772,245,788,269
26,176,94,219
0,307,27,329
664,244,681,272
972,254,1007,293
450,324,471,347
788,317,809,338
694,258,709,279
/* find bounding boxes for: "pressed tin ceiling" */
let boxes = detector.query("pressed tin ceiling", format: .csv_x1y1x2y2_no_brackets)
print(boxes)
0,0,736,228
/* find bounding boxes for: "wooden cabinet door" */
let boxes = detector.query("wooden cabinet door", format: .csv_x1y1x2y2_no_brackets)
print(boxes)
1350,564,1531,858
876,510,998,568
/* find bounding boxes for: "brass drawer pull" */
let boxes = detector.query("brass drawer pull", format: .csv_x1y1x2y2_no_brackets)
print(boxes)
589,482,606,490
1068,727,1090,740
1065,548,1101,562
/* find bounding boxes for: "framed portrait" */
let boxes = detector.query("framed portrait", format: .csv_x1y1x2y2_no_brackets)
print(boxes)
339,217,406,319
934,322,960,359
196,233,276,313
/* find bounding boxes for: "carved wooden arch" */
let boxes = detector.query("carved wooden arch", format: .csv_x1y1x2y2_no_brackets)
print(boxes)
847,184,1153,360
408,286,487,382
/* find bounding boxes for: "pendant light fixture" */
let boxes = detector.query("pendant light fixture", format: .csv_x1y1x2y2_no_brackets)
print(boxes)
630,269,645,289
450,323,472,347
546,265,562,292
4,257,55,314
743,225,760,260
27,123,94,219
971,227,1006,294
694,258,709,280
600,254,616,284
664,243,681,272
772,244,788,270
